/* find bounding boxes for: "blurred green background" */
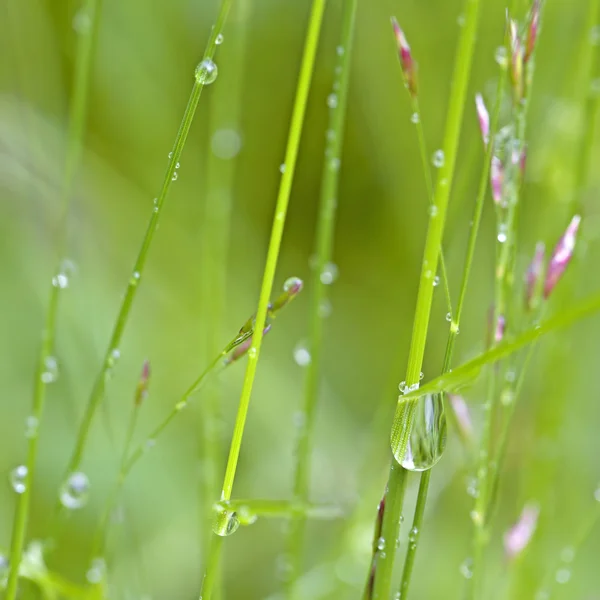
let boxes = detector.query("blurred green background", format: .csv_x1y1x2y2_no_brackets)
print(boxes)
1,0,600,598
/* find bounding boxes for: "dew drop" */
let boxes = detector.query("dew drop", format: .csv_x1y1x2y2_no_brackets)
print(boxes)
457,14,466,27
52,273,69,289
72,9,91,34
130,271,141,285
41,356,59,383
330,157,341,171
408,527,419,542
460,557,474,579
279,163,286,174
320,262,339,285
327,93,338,109
195,59,218,85
555,568,571,584
429,204,438,217
211,128,242,160
433,275,440,287
25,415,39,439
171,171,178,181
336,45,345,56
212,502,240,536
432,150,445,168
411,112,420,124
215,33,224,45
445,312,452,322
86,557,106,584
283,276,303,293
495,46,508,68
293,342,311,367
10,465,28,494
497,223,508,243
248,347,258,359
168,152,173,159
60,472,90,510
318,299,332,318
392,392,447,471
500,388,514,406
377,536,385,550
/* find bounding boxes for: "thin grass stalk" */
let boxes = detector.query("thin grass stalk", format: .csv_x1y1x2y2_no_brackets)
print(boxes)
470,6,544,592
286,0,357,592
60,0,233,484
199,0,251,572
199,3,326,597
369,0,482,596
4,0,104,595
397,65,510,599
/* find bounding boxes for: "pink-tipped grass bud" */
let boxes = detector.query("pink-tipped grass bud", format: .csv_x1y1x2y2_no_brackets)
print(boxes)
391,17,418,97
509,20,524,102
134,360,151,406
544,215,581,298
504,503,539,560
525,0,541,63
491,156,504,205
475,94,490,147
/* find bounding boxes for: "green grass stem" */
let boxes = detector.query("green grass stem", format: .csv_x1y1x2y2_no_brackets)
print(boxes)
199,2,326,597
5,0,104,596
370,0,482,595
286,0,357,591
60,0,233,485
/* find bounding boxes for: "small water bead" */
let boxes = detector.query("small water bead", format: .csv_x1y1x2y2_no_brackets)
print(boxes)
560,546,575,563
433,275,440,287
330,157,341,171
41,355,59,383
327,93,338,109
72,9,91,34
500,388,514,406
247,347,258,359
432,150,445,168
293,342,311,367
10,465,28,494
318,298,332,319
171,171,178,181
130,271,141,285
279,163,286,174
411,112,420,124
213,503,240,536
429,204,438,217
195,59,218,85
52,273,69,289
107,348,120,368
555,568,571,584
320,262,339,285
215,33,224,45
408,527,419,542
399,381,407,393
168,152,173,159
377,536,385,550
25,415,39,439
336,45,345,56
460,557,474,579
392,392,447,471
445,312,452,322
470,510,483,526
60,472,90,509
495,46,508,68
86,557,107,584
450,321,460,334
497,223,508,243
466,477,479,498
211,128,242,160
283,276,303,293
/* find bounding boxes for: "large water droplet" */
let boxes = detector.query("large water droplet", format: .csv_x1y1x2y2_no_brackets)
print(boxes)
391,393,447,471
10,465,28,494
195,59,218,85
283,276,302,293
432,150,445,168
213,503,240,536
60,472,90,509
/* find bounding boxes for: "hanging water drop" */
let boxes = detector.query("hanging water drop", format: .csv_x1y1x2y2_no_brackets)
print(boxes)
497,222,508,243
320,262,339,285
60,472,90,509
429,204,438,217
432,150,445,168
460,557,474,579
293,342,311,367
391,392,447,471
279,163,286,174
283,276,303,293
195,59,218,85
213,502,240,536
10,465,28,494
215,33,224,45
445,312,452,322
41,356,59,383
411,112,420,124
433,275,440,287
495,46,508,68
171,171,178,181
327,93,338,109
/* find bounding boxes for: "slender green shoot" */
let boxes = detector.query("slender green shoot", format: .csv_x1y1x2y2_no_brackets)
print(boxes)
397,60,510,599
60,0,233,486
369,0,482,595
5,0,103,596
286,0,357,592
199,2,326,598
199,0,251,564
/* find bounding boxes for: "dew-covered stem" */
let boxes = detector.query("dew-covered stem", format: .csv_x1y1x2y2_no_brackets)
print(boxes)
5,0,104,595
60,0,232,487
199,3,325,597
370,1,482,596
286,0,357,591
199,0,250,567
397,69,509,598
